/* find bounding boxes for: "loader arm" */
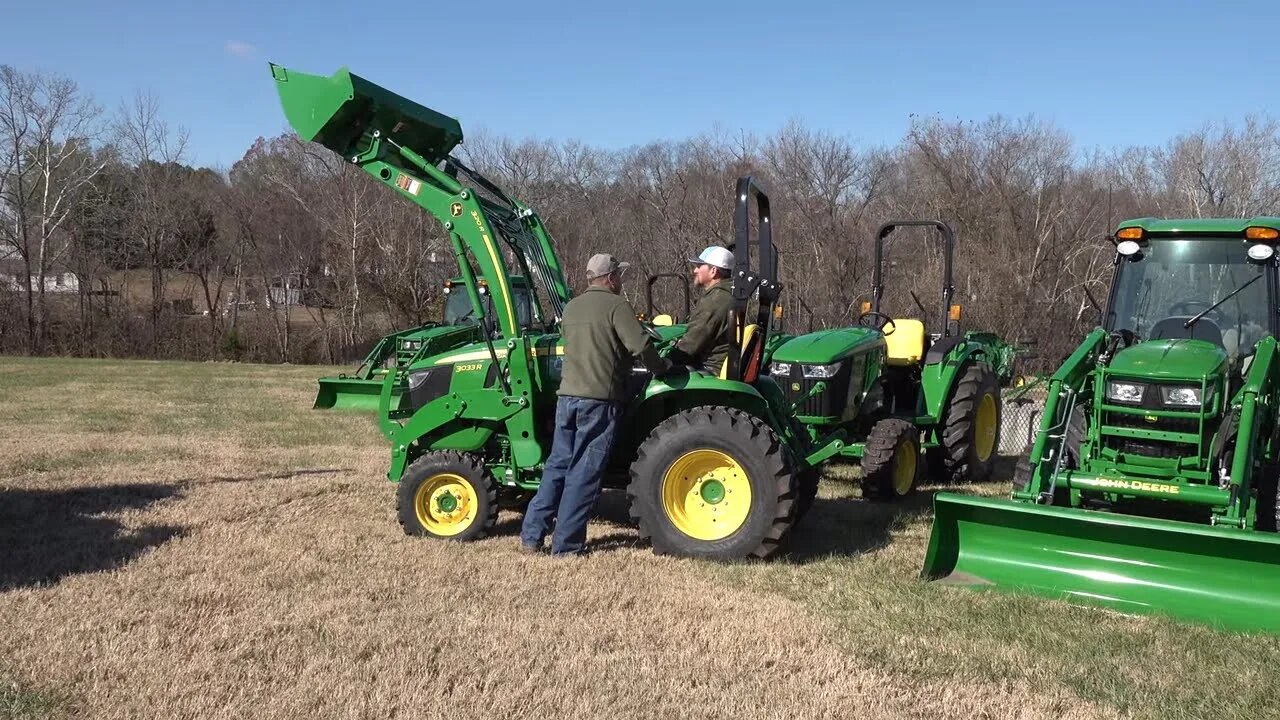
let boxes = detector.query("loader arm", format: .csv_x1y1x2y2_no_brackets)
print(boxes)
269,63,571,338
1014,327,1109,502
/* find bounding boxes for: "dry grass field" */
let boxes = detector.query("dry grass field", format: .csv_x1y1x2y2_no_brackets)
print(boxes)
2,356,1278,719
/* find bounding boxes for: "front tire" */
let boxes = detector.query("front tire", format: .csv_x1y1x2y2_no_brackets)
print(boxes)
396,451,498,541
859,418,923,501
627,407,796,560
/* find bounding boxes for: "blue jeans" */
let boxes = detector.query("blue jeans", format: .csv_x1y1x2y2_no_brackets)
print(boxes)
519,396,622,555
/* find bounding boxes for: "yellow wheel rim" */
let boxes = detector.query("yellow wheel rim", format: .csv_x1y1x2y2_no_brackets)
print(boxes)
892,441,918,495
661,449,752,541
413,473,478,537
975,392,998,462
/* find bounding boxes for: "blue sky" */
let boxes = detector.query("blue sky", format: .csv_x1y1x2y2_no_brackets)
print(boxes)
7,0,1278,169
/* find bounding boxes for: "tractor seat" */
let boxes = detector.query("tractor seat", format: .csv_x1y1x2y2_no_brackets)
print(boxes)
883,319,926,366
719,324,760,380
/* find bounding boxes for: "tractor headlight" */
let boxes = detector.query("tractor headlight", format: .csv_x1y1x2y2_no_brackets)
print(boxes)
1161,385,1208,407
1106,381,1146,404
769,362,792,376
408,369,435,390
802,363,841,378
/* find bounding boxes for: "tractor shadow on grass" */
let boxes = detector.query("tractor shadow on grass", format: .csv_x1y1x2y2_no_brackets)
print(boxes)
0,483,186,591
778,489,940,564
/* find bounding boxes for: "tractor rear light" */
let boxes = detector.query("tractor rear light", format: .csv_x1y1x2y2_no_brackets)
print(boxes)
1245,226,1280,240
1106,381,1145,404
1161,385,1208,407
949,304,962,321
769,362,792,376
802,363,840,378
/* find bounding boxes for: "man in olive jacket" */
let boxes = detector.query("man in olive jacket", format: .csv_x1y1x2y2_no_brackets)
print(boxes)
519,253,673,556
668,245,735,375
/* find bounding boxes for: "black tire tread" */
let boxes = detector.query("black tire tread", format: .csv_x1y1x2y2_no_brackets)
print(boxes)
395,450,499,541
860,417,922,501
938,362,1001,483
626,405,795,559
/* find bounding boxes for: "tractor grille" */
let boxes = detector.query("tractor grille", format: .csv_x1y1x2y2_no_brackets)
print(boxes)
775,360,857,418
1102,412,1202,459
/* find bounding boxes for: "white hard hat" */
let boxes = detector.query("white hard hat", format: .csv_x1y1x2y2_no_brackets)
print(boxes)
687,246,734,271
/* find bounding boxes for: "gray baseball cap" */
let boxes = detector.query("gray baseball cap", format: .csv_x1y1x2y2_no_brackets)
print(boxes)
586,253,630,279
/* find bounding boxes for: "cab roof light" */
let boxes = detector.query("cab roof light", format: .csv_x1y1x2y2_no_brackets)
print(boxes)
1115,227,1145,241
1246,226,1280,241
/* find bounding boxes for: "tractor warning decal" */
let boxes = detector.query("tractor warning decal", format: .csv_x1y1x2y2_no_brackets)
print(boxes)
395,173,422,196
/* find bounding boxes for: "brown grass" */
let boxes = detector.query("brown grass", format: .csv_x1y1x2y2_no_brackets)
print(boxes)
0,357,1274,719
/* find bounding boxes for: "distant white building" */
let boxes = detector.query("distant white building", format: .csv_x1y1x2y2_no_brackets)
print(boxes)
0,248,79,294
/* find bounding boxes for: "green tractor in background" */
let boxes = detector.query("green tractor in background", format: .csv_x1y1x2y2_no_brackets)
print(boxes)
270,62,847,560
313,275,537,411
766,221,1009,502
923,217,1280,634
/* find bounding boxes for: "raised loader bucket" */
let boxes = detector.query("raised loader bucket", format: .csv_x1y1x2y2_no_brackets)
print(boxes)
922,492,1280,634
269,62,463,162
314,375,399,412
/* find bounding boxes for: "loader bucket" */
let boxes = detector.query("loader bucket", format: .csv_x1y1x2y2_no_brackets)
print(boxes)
313,375,398,412
268,63,463,162
922,492,1280,634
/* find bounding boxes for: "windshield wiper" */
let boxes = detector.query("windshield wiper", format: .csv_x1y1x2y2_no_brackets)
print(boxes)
1185,274,1263,328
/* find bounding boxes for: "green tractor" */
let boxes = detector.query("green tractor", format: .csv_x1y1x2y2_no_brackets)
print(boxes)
765,221,1008,501
270,63,845,559
313,275,537,411
923,217,1280,634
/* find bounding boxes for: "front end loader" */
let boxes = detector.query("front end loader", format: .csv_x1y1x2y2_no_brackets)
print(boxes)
923,218,1280,633
269,63,842,560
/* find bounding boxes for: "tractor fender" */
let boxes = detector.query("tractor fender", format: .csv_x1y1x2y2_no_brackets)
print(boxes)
920,340,994,421
385,388,518,482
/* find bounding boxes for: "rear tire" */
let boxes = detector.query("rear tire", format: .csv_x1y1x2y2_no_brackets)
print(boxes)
859,418,923,501
627,406,796,560
938,362,1002,482
396,451,498,541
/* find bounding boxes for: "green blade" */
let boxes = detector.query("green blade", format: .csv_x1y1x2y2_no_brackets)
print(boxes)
268,62,463,163
922,492,1280,634
314,376,398,412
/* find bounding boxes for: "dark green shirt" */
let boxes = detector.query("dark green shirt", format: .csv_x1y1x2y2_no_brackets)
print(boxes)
674,280,734,374
557,286,671,402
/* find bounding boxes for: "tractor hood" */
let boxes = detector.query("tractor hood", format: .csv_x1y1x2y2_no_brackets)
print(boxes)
770,327,884,363
1108,339,1229,381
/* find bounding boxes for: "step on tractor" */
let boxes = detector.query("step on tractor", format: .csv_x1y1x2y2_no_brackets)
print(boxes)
764,221,1009,504
922,217,1280,634
270,63,848,560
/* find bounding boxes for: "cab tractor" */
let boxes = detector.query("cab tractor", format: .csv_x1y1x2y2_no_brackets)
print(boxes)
270,62,847,560
923,218,1280,634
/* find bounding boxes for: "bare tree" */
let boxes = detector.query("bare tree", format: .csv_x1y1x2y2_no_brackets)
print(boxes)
113,91,191,351
0,65,105,353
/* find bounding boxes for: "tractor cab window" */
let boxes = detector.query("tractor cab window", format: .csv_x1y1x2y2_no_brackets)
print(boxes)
443,283,533,329
1108,238,1273,361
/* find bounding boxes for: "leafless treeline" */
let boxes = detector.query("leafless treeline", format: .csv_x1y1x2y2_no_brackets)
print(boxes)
3,64,1279,370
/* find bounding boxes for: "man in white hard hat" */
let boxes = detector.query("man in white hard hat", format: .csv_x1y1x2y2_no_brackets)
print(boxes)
668,245,735,374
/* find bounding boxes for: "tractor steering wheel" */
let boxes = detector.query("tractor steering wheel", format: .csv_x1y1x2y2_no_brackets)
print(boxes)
857,311,897,336
1169,300,1222,320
